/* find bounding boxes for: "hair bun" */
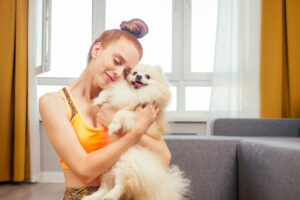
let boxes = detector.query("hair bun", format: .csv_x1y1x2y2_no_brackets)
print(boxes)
120,18,148,39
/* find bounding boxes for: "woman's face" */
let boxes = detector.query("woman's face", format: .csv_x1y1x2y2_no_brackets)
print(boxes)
91,39,140,89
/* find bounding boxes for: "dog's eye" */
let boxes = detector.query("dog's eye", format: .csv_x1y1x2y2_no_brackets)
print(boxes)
133,71,137,75
145,74,151,79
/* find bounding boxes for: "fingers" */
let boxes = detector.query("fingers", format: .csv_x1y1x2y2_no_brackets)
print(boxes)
135,104,143,112
152,105,160,118
136,102,160,118
132,102,161,136
136,103,156,110
96,103,102,109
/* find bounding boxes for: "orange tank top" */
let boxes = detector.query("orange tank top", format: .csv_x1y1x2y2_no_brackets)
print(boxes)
59,86,110,170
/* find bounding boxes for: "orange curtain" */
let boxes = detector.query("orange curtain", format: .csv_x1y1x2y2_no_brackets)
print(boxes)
0,0,30,182
260,0,300,118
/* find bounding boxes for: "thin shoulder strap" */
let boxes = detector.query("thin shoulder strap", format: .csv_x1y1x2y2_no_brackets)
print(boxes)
61,87,78,120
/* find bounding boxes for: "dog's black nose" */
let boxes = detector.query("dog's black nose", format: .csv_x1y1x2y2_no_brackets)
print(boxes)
136,75,142,80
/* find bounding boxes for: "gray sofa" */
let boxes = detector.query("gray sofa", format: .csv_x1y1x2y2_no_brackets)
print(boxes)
164,119,300,200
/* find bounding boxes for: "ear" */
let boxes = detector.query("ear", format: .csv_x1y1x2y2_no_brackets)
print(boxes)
153,65,163,74
91,42,102,60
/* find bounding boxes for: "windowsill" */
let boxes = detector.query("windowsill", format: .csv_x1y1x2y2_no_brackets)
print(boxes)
168,116,208,123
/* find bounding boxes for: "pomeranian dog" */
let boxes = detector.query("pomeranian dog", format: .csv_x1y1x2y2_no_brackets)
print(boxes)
83,64,190,200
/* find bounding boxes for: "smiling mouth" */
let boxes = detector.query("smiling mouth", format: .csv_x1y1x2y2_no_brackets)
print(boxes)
105,72,114,82
131,81,146,89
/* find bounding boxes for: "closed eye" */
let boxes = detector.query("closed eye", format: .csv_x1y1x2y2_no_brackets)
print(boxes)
114,58,121,66
124,69,130,77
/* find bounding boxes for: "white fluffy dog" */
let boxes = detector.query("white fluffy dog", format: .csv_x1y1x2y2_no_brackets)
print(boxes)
83,64,190,200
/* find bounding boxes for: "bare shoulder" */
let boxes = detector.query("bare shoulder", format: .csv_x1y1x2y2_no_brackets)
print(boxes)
39,91,68,118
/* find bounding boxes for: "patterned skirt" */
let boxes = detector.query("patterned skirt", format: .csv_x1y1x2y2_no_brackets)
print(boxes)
63,186,100,200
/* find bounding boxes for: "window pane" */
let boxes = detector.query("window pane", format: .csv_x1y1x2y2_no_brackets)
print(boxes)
185,86,211,111
36,0,43,67
105,0,172,73
191,0,218,72
166,86,177,111
39,0,92,78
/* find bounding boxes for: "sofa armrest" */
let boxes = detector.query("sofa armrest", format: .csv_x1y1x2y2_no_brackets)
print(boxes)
164,135,240,200
237,137,300,200
211,118,300,137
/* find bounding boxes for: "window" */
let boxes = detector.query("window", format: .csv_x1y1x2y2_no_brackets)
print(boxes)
38,0,92,78
37,0,219,122
191,0,218,73
106,0,173,73
35,0,50,75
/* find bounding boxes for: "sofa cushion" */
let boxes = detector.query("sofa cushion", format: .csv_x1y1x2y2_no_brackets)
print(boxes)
212,118,300,137
164,135,240,200
237,137,300,200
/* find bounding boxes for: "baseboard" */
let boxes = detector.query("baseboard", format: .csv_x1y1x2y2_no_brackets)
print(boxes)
40,171,64,182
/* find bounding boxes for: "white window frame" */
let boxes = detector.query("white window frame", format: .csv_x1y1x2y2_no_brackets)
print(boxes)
37,0,214,123
36,0,51,75
167,0,212,122
182,0,212,81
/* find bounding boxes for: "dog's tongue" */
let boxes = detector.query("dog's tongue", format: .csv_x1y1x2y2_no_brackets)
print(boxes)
134,82,142,88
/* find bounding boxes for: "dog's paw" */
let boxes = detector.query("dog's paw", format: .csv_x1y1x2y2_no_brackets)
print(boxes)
93,90,110,105
82,192,104,200
82,196,95,200
108,123,121,135
103,195,117,200
93,96,105,105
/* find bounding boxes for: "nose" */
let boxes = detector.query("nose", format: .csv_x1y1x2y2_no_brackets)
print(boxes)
114,65,124,77
136,75,142,80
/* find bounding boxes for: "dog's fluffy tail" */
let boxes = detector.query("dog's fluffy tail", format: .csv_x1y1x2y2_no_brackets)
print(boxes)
165,165,191,200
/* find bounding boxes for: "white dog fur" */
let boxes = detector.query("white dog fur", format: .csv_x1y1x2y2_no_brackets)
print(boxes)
83,64,190,200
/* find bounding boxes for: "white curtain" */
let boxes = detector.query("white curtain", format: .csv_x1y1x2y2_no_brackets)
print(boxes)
28,0,41,182
209,0,261,118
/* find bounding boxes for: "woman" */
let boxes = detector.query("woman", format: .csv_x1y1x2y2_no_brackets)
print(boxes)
39,19,171,199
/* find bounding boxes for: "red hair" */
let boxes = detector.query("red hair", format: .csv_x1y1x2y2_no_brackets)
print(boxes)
87,19,148,63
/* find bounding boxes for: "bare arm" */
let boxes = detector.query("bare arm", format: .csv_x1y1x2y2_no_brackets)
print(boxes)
39,93,159,184
137,135,171,166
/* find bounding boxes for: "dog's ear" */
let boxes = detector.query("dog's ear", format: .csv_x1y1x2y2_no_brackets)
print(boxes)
152,65,163,74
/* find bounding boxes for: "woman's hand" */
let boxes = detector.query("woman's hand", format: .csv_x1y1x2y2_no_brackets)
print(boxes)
132,103,160,136
95,103,118,127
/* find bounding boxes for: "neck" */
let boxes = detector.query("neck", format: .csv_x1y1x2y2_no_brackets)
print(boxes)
69,67,102,102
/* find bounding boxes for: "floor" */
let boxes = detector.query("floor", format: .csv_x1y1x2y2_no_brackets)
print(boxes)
0,182,65,200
